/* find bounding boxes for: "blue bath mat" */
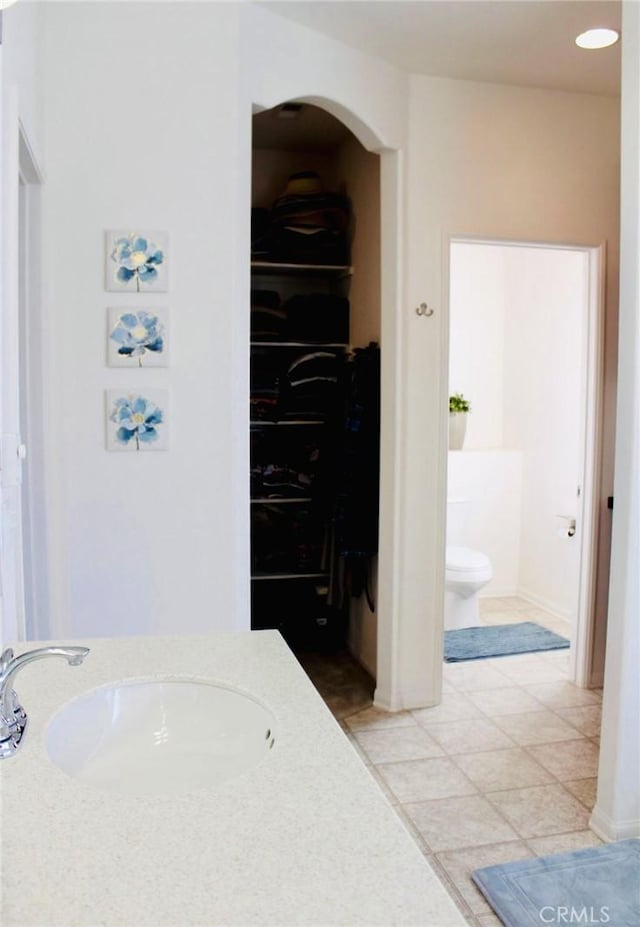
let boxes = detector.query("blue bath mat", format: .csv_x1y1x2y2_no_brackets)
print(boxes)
444,621,569,662
472,839,640,927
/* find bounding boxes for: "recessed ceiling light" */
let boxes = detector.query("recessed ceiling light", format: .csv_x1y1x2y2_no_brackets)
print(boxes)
575,28,620,50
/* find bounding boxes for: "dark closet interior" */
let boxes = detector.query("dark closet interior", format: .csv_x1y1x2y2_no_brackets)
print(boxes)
250,103,381,702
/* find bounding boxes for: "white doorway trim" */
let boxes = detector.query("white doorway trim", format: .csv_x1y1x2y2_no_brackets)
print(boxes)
247,96,405,708
18,124,47,641
1,84,46,645
445,235,606,689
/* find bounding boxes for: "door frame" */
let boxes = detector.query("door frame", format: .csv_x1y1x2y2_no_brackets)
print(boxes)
1,84,45,644
445,235,606,688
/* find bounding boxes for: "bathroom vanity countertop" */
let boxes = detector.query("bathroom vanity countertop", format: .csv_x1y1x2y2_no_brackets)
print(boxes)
1,631,465,927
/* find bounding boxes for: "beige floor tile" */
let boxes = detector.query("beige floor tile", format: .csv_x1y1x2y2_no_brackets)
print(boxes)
443,662,513,692
412,691,485,726
466,686,545,717
563,778,598,810
556,705,602,738
344,705,417,732
376,756,478,803
454,748,555,792
526,830,603,856
423,718,515,755
522,681,600,709
479,597,514,613
479,611,523,626
404,795,519,852
487,783,590,838
352,726,444,764
344,732,372,765
498,596,532,611
484,652,546,668
518,606,561,625
537,648,571,666
496,659,568,685
527,738,600,780
436,841,533,915
492,710,584,746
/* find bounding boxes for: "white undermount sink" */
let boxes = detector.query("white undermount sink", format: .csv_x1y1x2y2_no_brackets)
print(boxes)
45,679,276,796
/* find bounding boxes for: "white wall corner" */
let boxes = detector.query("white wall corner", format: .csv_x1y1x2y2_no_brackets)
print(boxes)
591,0,640,843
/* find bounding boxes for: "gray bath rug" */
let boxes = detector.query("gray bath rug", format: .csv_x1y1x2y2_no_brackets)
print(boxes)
472,839,640,927
444,621,569,662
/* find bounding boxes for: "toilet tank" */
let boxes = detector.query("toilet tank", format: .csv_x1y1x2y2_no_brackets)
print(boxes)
447,497,469,545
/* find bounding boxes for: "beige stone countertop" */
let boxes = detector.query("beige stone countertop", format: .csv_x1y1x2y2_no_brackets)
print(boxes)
1,630,465,927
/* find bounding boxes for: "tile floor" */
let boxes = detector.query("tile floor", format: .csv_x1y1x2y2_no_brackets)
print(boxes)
309,596,604,927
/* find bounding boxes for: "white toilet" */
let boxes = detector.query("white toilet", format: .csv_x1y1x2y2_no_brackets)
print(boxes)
445,498,493,630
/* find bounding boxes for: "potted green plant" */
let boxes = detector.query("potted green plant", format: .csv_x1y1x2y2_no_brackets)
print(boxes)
449,392,471,450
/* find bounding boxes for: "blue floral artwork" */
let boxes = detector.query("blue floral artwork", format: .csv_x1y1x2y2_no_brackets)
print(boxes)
108,308,169,367
106,389,169,452
106,230,168,292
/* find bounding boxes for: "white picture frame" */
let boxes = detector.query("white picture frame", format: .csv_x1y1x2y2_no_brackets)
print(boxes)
107,307,169,367
105,230,169,292
106,388,169,452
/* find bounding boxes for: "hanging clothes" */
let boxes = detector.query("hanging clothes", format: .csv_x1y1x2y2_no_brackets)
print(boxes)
332,343,381,610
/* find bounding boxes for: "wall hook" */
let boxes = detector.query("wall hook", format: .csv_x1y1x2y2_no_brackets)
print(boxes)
415,302,434,317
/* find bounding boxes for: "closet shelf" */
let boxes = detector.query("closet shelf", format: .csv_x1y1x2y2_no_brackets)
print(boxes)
250,420,326,427
251,497,313,504
251,261,353,278
251,572,329,581
251,341,349,348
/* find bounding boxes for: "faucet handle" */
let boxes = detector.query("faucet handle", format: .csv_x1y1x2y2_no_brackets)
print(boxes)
1,649,15,673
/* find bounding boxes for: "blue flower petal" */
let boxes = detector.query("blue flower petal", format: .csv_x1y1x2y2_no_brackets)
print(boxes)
116,426,135,444
111,328,129,344
146,250,164,266
117,266,135,283
132,396,147,415
138,427,158,443
132,237,148,253
138,265,158,282
145,337,164,353
120,313,139,328
117,346,135,356
145,408,163,425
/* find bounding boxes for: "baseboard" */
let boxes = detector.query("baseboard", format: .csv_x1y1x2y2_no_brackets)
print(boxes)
516,587,572,621
589,805,640,842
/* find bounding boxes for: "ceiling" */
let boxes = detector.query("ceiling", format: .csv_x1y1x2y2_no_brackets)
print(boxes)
261,0,621,97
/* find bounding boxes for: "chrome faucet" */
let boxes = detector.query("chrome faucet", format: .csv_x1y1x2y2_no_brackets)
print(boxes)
0,646,90,758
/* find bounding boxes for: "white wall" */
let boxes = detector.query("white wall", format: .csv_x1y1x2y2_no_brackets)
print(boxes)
406,77,619,692
592,0,640,842
1,2,45,643
2,1,43,166
449,244,506,449
40,2,245,638
32,2,409,653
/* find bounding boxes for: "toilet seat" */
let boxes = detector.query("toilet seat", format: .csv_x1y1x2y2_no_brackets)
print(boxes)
446,545,491,574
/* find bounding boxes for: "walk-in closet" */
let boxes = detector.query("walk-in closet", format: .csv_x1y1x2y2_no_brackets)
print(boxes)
250,103,381,711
